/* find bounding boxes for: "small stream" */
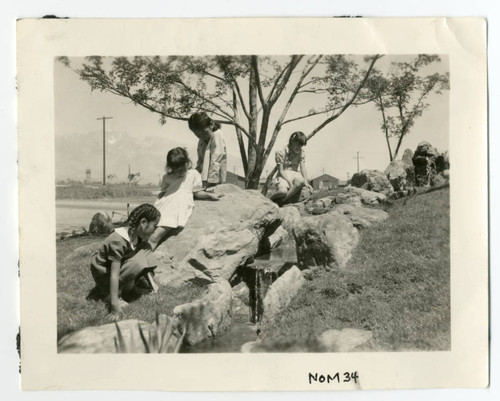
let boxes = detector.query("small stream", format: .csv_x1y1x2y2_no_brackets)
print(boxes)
180,240,298,353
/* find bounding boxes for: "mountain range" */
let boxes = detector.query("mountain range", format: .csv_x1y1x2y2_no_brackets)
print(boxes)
55,131,244,184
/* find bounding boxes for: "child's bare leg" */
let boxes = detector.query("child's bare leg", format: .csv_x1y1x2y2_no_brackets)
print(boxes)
270,180,288,204
280,179,305,205
270,190,286,202
149,226,172,251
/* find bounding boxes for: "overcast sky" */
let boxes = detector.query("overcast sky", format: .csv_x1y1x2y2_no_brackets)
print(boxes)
55,55,449,181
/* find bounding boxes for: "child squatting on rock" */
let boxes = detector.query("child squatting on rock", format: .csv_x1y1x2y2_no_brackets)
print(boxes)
148,147,224,252
270,131,312,206
90,203,160,321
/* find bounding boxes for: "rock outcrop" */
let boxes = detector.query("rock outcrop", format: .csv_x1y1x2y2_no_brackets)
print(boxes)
173,281,233,346
412,141,440,186
401,148,414,167
350,169,394,195
293,211,359,270
412,142,451,187
385,160,415,191
153,184,281,287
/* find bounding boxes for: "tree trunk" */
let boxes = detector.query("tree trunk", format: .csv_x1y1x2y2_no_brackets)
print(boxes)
378,94,393,162
246,64,258,188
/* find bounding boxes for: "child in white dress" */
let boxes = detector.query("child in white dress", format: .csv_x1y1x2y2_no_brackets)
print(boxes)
149,147,223,251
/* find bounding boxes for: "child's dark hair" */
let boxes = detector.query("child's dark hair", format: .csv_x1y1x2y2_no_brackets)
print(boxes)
188,112,221,132
166,147,192,172
289,131,307,146
126,204,160,233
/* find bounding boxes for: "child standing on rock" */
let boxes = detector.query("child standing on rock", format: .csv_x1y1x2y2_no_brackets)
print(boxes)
270,131,312,206
149,147,223,251
90,204,161,321
188,112,227,188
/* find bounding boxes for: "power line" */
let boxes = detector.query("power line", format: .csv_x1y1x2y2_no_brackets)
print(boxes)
352,150,364,173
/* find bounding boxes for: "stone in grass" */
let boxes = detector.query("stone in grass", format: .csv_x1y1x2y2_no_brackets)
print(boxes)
58,317,182,353
317,328,373,352
342,186,387,206
334,191,363,207
293,211,359,270
241,328,373,353
261,266,306,323
173,281,233,346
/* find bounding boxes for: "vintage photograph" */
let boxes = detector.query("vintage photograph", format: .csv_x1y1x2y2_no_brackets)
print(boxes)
54,54,450,354
17,18,488,391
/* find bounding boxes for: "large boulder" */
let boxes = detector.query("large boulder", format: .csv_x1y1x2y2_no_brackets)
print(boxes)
385,160,415,191
261,266,306,323
173,281,233,346
435,151,450,174
401,148,414,167
58,316,182,353
88,212,114,235
331,204,389,230
412,141,440,187
153,184,281,286
350,169,394,195
293,211,359,270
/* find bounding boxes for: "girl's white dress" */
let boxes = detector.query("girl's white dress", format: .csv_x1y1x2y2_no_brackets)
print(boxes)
154,169,203,228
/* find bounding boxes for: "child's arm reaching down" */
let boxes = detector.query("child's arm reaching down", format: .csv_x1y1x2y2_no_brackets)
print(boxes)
108,261,123,321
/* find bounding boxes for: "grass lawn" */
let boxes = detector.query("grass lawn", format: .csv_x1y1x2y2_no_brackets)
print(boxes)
261,187,450,351
57,236,204,340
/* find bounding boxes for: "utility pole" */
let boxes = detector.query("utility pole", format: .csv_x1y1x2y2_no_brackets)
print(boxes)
352,150,364,173
97,116,113,186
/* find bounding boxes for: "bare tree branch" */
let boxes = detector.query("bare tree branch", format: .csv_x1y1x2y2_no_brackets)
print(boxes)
307,55,381,141
261,55,323,168
231,78,250,119
251,56,267,108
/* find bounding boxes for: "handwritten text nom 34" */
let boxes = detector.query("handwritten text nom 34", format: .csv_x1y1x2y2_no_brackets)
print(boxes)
309,372,359,384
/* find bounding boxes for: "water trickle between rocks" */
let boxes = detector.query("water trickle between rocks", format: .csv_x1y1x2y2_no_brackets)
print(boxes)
179,241,298,353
